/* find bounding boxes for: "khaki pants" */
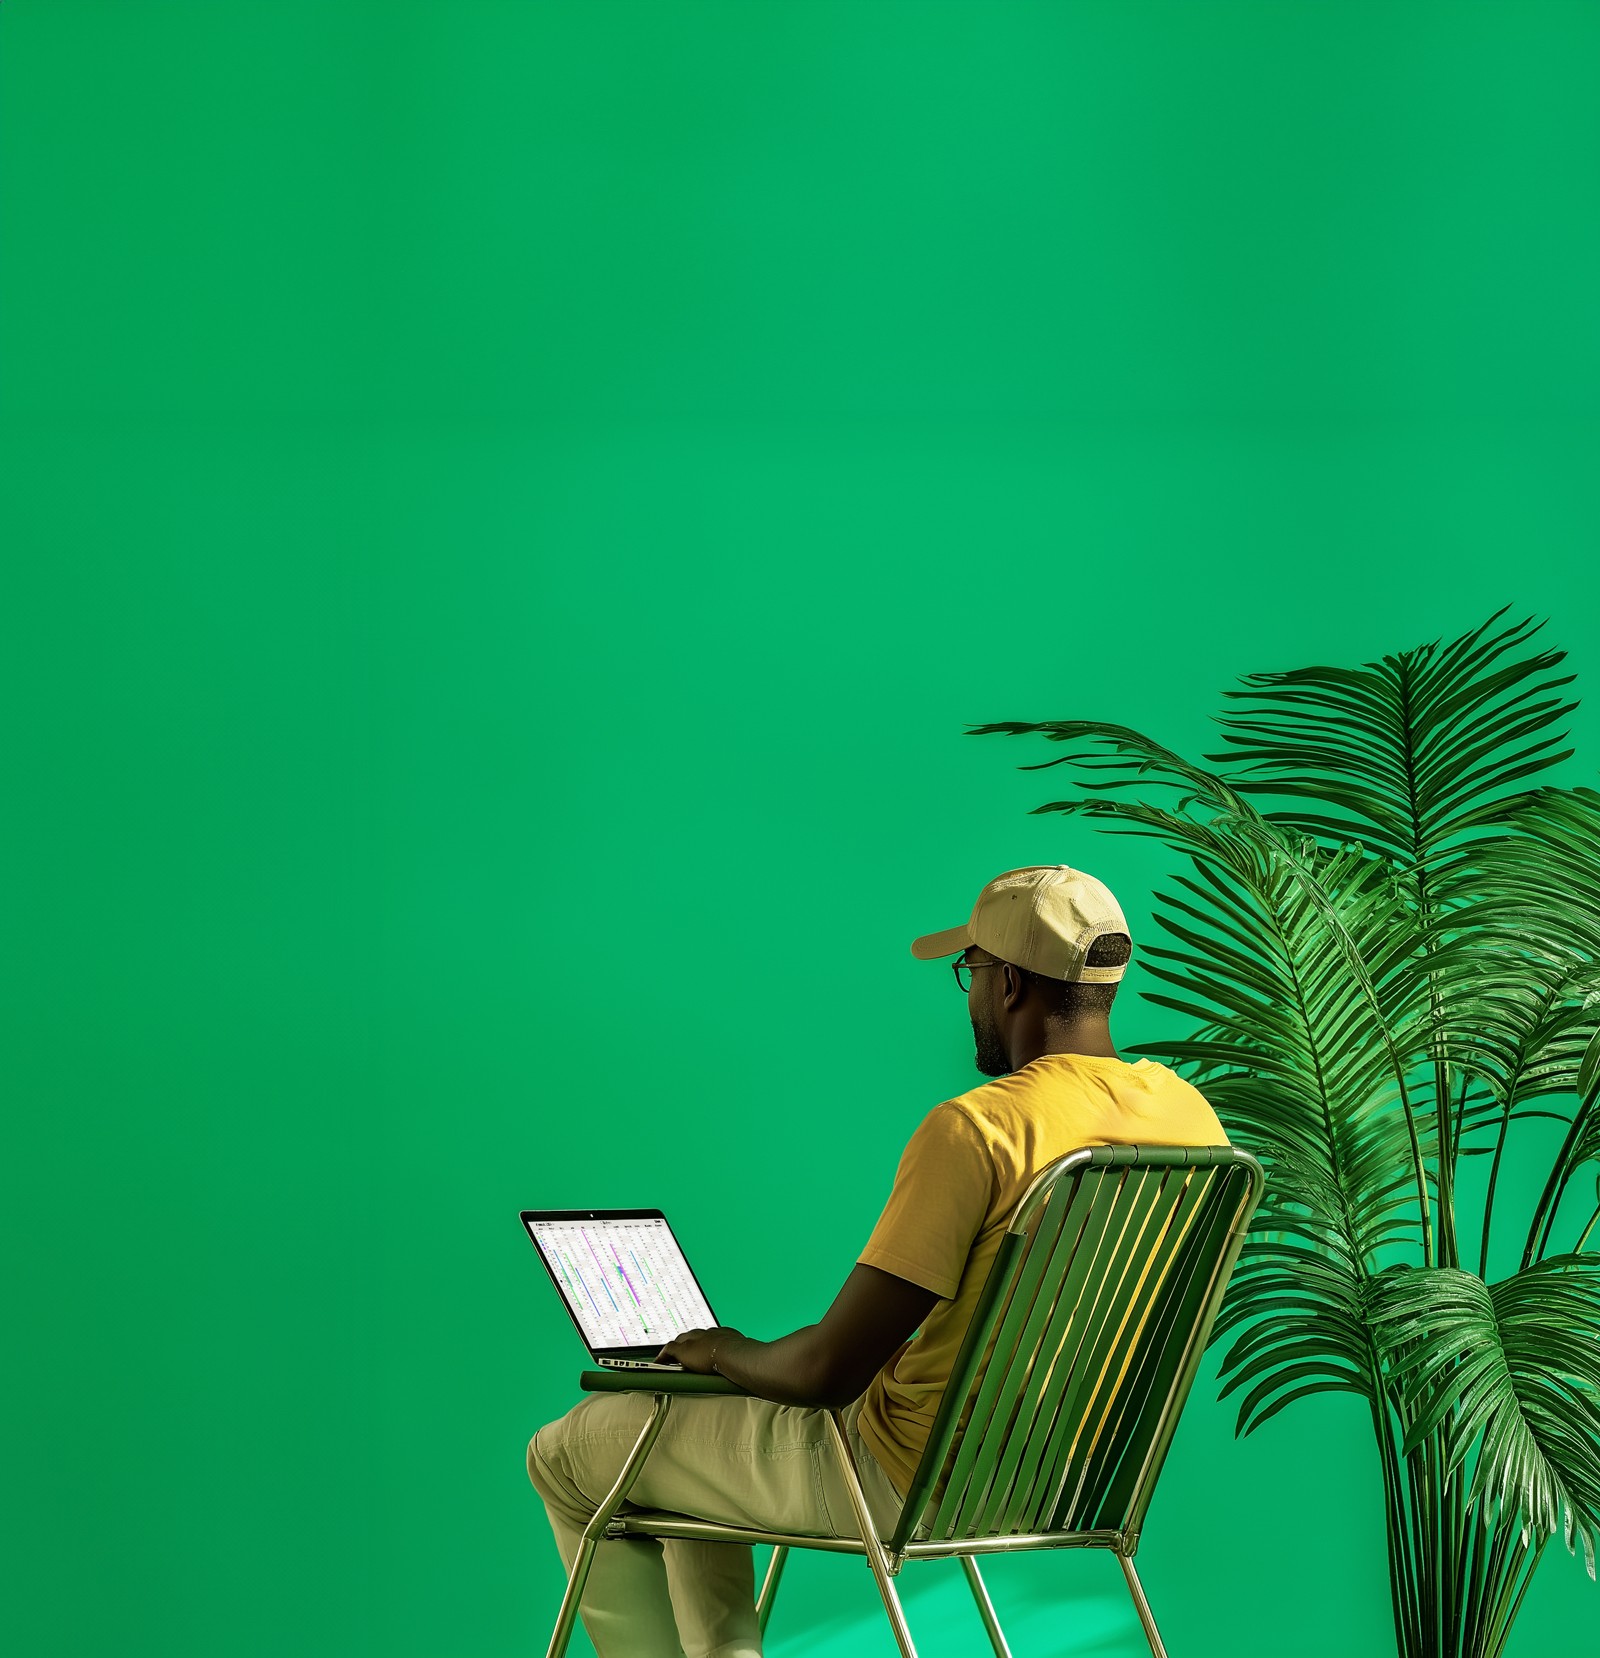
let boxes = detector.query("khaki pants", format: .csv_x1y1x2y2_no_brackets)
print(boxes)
527,1389,907,1658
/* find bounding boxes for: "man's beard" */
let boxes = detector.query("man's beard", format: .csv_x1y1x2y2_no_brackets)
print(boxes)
971,1005,1011,1077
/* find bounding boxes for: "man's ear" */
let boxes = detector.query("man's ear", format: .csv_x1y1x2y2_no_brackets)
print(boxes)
1001,962,1028,1008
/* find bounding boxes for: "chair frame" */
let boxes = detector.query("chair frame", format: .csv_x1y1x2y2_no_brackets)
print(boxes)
543,1144,1264,1658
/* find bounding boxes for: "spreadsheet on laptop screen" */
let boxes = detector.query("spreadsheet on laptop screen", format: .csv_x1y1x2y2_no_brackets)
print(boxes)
531,1217,714,1349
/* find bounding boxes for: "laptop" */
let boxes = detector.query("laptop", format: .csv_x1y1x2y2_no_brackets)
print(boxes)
521,1207,719,1371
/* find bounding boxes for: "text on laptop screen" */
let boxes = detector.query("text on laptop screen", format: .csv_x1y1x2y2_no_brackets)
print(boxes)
531,1217,714,1350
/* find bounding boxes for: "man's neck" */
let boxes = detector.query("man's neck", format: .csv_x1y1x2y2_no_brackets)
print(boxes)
1011,1022,1122,1067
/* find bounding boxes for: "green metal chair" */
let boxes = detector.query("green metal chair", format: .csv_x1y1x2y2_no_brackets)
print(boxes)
544,1143,1264,1658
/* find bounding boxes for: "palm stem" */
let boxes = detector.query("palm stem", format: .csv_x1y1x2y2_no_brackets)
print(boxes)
1395,1388,1438,1657
1388,659,1454,1270
1274,850,1435,1266
1483,976,1567,1277
1479,1095,1515,1280
1490,1537,1546,1658
1409,846,1459,1271
1442,1455,1462,1658
1450,1458,1467,1657
1373,1366,1422,1655
1482,1532,1545,1658
1524,1079,1600,1266
1478,1523,1511,1658
1449,1072,1470,1182
1460,1495,1488,1658
1426,1434,1445,1658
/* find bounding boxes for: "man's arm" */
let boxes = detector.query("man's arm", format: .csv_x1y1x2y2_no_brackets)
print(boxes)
655,1263,940,1409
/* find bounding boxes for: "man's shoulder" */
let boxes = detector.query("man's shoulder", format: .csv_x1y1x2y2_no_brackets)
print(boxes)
927,1069,1050,1139
908,1092,991,1144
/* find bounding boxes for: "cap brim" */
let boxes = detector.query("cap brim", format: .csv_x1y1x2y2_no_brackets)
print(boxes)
910,924,971,960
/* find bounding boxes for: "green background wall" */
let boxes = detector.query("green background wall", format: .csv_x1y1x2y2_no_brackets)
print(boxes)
4,4,1597,1654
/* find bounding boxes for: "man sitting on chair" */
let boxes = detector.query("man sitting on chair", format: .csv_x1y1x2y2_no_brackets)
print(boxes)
527,864,1228,1658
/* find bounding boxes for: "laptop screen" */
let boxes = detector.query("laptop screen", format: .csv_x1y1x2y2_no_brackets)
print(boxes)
527,1214,715,1352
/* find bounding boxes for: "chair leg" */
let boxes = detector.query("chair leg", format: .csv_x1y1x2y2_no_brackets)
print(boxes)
545,1394,674,1658
1118,1553,1169,1658
824,1410,918,1658
960,1556,1014,1658
756,1545,788,1636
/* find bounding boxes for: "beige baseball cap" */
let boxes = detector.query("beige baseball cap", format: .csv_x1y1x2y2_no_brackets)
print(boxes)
911,865,1131,983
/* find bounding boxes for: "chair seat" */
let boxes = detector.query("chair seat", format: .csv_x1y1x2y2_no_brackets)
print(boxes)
607,1508,884,1554
607,1507,1121,1560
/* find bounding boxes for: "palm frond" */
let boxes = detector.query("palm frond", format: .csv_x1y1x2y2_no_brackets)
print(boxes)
1368,1259,1600,1577
1133,852,1429,1268
1202,606,1576,887
1450,787,1600,954
967,718,1259,824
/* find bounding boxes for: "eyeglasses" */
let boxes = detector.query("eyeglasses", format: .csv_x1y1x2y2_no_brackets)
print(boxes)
952,958,1004,993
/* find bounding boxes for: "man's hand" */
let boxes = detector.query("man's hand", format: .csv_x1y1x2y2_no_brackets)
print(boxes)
651,1267,941,1407
655,1326,743,1374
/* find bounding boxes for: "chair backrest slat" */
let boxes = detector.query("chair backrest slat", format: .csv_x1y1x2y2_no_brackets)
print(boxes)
1046,1166,1232,1532
1017,1164,1212,1533
889,1144,1262,1555
1082,1162,1256,1540
978,1167,1176,1537
932,1175,1114,1537
921,1173,1100,1531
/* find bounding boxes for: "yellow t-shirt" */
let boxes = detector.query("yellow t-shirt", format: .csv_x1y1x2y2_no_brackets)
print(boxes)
854,1052,1229,1497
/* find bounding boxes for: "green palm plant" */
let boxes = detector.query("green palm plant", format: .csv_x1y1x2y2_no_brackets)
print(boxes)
974,606,1600,1658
